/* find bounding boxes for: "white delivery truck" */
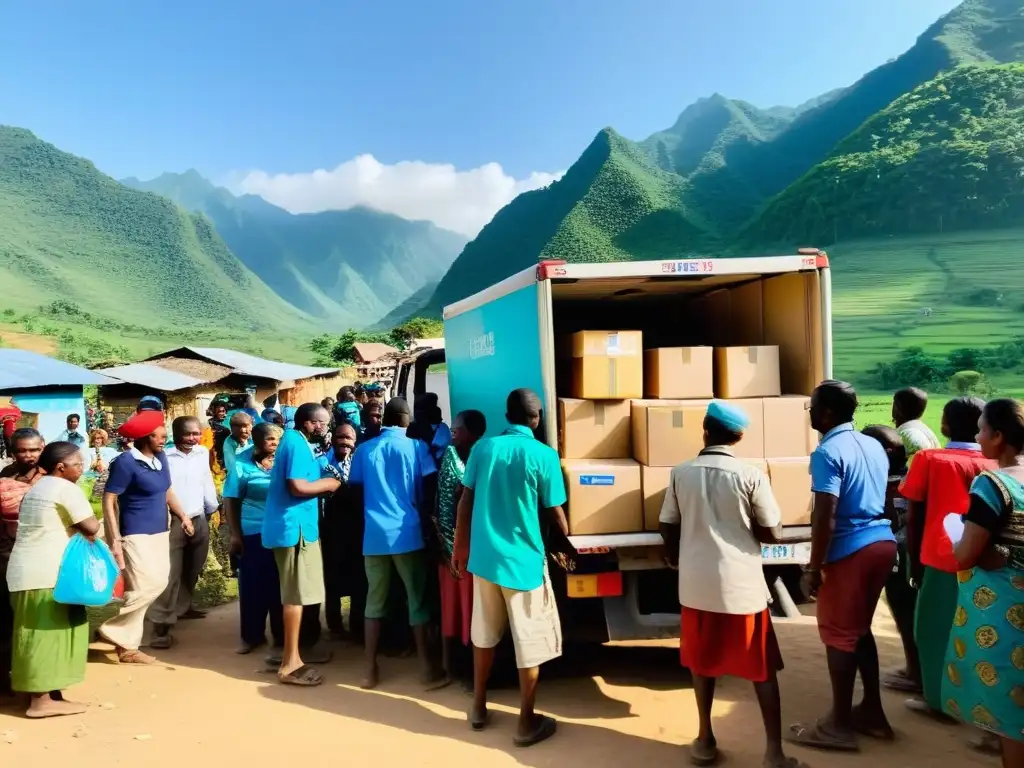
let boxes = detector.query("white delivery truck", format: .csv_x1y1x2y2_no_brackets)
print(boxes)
397,251,832,642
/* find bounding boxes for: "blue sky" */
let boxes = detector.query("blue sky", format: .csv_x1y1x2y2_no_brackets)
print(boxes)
0,0,962,234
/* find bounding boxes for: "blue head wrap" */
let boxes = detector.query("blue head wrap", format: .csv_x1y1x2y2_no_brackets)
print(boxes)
706,401,750,433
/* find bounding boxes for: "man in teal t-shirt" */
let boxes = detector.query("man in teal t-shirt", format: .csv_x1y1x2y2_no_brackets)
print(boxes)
453,388,567,748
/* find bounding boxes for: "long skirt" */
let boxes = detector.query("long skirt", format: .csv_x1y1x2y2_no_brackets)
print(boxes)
914,566,959,711
11,588,89,693
942,565,1024,742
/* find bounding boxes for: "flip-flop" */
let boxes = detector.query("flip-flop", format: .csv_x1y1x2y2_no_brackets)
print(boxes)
265,647,332,669
689,738,720,766
851,704,896,741
903,698,957,723
279,665,323,687
787,721,858,752
763,758,811,768
882,670,922,693
967,732,1002,756
469,707,490,732
423,673,453,692
513,715,557,748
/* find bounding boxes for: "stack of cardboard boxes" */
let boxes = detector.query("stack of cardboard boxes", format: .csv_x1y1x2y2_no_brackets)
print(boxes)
559,331,818,535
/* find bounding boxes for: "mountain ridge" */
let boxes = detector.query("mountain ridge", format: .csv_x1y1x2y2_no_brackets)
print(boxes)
121,171,467,326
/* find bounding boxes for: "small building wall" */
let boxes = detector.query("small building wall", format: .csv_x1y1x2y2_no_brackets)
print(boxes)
5,386,86,442
279,371,352,406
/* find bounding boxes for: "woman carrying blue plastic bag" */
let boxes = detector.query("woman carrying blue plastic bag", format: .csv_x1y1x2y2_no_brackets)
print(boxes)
6,442,100,718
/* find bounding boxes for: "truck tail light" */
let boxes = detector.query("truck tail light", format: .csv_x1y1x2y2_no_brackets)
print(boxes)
566,571,623,598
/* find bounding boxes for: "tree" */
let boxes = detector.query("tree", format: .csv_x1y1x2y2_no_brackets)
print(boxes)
309,330,391,366
949,370,994,397
388,317,443,350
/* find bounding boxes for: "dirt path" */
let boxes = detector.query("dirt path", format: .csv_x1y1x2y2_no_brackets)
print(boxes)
0,603,997,767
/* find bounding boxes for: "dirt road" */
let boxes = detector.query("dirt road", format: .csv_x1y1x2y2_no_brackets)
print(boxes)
0,603,997,767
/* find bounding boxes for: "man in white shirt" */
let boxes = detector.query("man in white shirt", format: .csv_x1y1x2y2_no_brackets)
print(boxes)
55,413,87,449
659,402,799,768
892,387,941,459
146,416,218,649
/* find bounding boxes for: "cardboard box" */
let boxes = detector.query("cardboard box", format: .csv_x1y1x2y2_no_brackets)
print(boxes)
557,398,631,459
563,459,643,535
714,346,781,399
641,465,673,531
768,457,812,526
722,398,766,459
744,458,768,476
631,399,710,467
763,396,818,458
570,331,643,399
644,347,714,399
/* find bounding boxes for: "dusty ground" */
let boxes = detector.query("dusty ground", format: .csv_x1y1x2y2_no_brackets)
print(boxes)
0,602,998,768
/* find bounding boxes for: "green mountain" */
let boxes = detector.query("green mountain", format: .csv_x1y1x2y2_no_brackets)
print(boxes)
422,0,1024,318
747,63,1024,246
427,128,706,313
121,171,467,326
0,126,316,336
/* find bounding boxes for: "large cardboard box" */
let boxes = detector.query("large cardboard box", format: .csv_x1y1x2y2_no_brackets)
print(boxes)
763,396,818,458
644,347,714,399
631,399,710,467
570,331,643,399
641,465,673,531
563,459,643,535
721,398,766,459
768,457,812,526
557,398,631,459
714,346,781,399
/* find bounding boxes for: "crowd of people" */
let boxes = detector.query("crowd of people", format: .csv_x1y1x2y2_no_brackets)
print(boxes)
0,380,1021,765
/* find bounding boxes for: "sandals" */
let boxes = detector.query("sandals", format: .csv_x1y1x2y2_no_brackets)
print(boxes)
689,738,719,766
513,715,557,748
881,669,922,693
278,665,324,687
787,720,858,752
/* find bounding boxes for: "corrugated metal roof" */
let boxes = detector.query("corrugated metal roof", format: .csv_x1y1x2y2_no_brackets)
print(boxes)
0,349,120,390
353,342,399,363
146,347,338,382
95,363,206,392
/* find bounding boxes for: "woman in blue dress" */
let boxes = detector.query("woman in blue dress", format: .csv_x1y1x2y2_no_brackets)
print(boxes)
942,398,1024,768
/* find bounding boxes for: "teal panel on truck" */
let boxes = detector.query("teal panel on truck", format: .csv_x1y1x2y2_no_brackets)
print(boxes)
444,283,545,439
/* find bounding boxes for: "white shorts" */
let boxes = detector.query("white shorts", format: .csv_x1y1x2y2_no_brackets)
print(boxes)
470,566,562,669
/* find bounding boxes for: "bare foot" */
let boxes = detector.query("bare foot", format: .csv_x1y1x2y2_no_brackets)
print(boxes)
360,663,380,690
118,648,156,664
26,698,87,719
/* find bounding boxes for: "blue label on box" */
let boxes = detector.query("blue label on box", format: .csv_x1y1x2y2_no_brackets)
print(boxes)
579,474,616,486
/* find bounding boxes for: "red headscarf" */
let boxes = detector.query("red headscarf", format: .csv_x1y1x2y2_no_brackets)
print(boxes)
118,410,165,441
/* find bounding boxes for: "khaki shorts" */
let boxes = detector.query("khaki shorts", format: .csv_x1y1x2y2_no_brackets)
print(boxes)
470,566,562,669
274,536,325,607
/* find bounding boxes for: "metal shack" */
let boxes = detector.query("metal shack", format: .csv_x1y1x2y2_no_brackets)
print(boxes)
96,346,344,426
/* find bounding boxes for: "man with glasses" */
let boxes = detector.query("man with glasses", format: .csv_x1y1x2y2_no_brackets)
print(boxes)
263,403,339,687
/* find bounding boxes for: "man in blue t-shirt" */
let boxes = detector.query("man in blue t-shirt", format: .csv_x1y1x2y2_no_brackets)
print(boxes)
348,397,443,690
262,403,340,687
790,380,897,752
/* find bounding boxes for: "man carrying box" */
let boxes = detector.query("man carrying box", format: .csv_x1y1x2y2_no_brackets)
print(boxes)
659,401,803,768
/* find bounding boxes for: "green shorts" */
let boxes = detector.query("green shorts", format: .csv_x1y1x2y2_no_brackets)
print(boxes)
274,536,325,607
364,551,431,626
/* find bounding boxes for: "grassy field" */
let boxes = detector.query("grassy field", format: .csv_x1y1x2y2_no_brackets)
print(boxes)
0,319,314,366
829,228,1024,386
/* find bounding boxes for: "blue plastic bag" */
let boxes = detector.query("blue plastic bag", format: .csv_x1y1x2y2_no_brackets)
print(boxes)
54,534,120,607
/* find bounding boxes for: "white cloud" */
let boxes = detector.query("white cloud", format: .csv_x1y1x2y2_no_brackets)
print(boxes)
232,155,564,237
